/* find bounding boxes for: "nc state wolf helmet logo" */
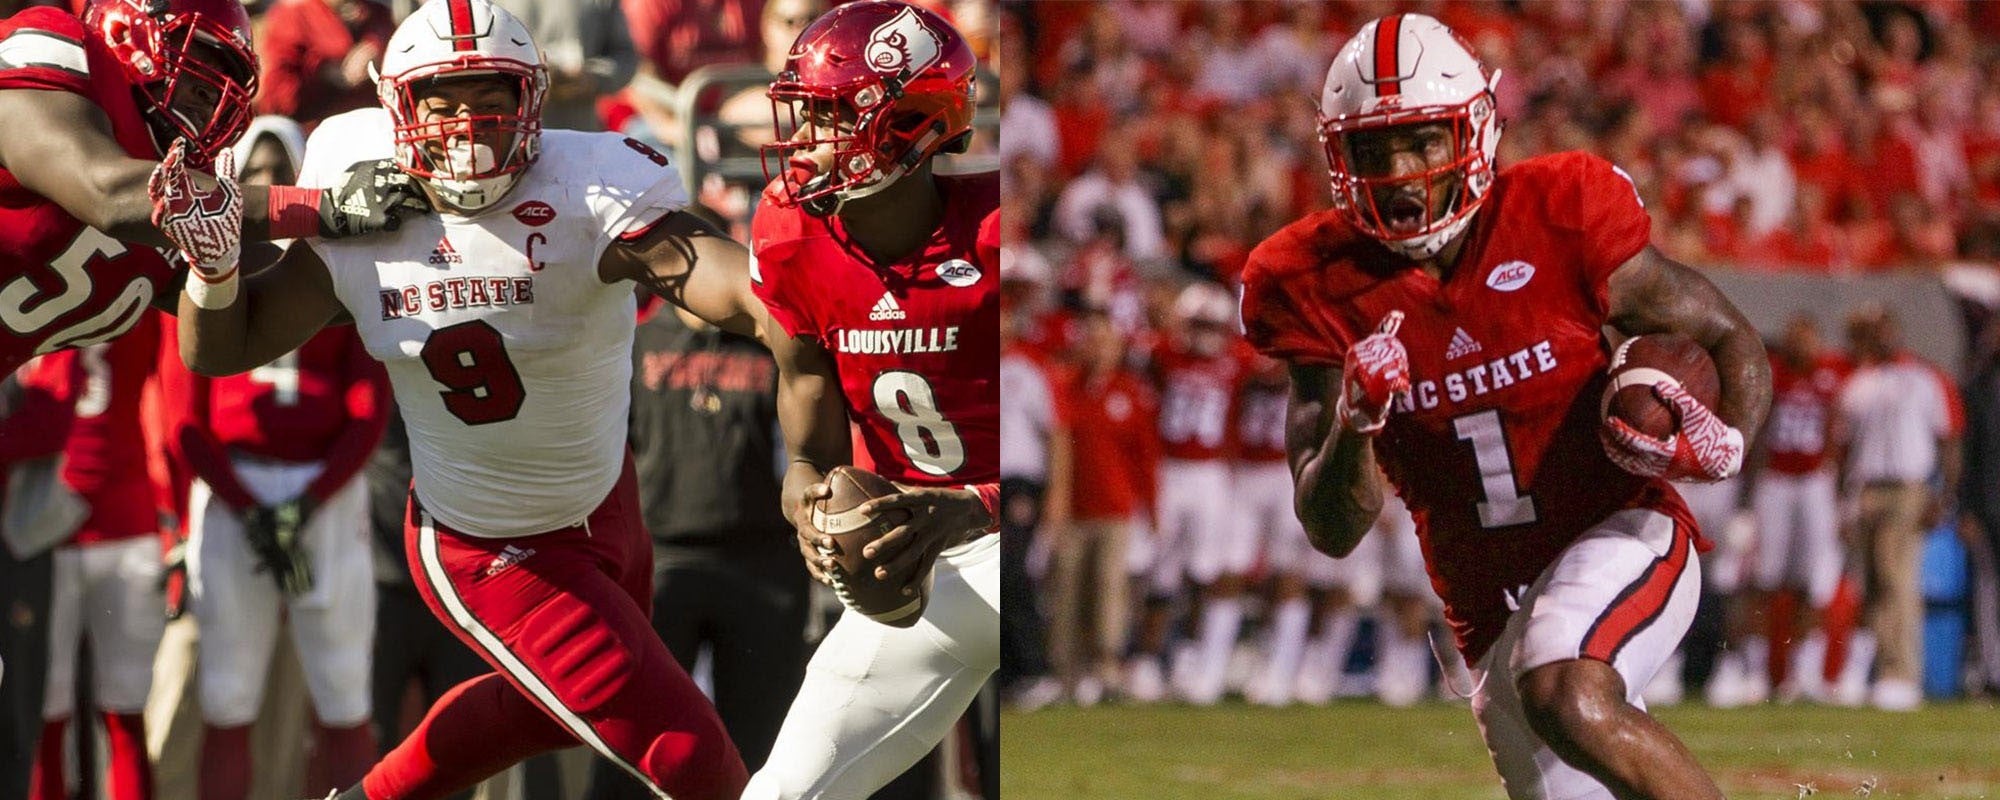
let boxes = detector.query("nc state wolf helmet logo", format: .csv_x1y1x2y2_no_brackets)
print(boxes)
866,6,943,75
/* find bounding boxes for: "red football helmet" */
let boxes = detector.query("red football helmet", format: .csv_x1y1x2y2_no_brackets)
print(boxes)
86,0,258,166
762,0,976,216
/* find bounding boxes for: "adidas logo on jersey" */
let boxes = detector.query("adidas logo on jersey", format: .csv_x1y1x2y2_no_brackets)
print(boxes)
484,545,537,577
868,292,906,321
1446,327,1483,361
429,237,463,265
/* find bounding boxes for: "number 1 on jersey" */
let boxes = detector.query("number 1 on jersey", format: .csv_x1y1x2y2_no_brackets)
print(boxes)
873,371,964,477
1453,409,1537,528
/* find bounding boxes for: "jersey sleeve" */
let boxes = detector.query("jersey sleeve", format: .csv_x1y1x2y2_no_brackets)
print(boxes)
747,195,816,341
977,208,1001,268
1559,152,1652,309
0,9,92,95
1240,251,1343,367
584,132,689,251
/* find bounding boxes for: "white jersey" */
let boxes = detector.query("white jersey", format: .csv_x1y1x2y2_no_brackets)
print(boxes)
300,108,687,537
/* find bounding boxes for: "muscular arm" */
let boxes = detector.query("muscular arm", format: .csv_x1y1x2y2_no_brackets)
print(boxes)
178,242,344,376
599,210,763,339
0,89,286,248
1605,245,1772,446
1286,363,1384,557
771,333,852,535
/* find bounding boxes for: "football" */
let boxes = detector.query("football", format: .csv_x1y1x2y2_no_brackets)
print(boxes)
1602,333,1721,440
811,466,927,627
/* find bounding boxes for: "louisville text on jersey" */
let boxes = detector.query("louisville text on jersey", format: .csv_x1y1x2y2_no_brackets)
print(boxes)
379,276,535,320
1393,339,1560,412
832,325,960,355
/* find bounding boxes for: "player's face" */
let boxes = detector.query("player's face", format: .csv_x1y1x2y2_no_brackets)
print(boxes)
1781,317,1821,365
1186,319,1229,356
780,101,859,177
412,75,522,167
1340,121,1460,235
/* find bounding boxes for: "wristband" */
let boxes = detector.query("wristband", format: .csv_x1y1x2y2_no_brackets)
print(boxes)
268,185,323,240
182,264,239,309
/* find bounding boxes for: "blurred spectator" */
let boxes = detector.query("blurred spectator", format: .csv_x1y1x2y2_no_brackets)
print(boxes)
998,50,1056,174
1046,309,1156,705
1837,306,1962,711
1054,138,1165,263
492,0,638,130
0,355,81,800
255,0,395,129
623,0,762,89
1960,320,2000,696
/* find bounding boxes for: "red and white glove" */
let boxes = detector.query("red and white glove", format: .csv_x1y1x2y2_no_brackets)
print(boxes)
1600,381,1745,482
148,139,243,309
1336,310,1410,435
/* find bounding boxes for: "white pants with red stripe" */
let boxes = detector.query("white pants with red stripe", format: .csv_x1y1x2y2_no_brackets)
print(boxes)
743,533,998,800
186,460,374,727
1470,508,1701,800
43,538,164,717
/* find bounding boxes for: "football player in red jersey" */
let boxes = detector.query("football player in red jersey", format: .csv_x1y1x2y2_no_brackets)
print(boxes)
0,0,425,379
28,317,162,800
742,2,998,796
1239,15,1771,800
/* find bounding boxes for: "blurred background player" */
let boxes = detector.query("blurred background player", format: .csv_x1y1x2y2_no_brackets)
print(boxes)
0,355,83,798
742,2,1000,797
1135,281,1247,706
179,324,389,800
29,318,164,800
585,286,811,800
996,248,1066,710
1743,313,1851,704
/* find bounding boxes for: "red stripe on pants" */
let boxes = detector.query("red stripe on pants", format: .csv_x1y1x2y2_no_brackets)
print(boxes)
1580,522,1691,663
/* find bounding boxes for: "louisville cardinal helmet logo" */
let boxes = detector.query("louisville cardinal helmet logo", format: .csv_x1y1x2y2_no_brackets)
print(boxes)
865,6,942,75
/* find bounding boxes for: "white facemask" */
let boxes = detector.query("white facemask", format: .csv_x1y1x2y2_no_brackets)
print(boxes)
427,140,518,212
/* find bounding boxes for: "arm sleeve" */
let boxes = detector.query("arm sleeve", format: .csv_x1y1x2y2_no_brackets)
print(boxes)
0,352,80,463
174,376,260,511
303,334,391,502
587,133,689,256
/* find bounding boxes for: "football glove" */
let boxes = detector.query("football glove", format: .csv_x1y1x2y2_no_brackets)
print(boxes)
318,159,432,238
1600,381,1745,483
148,139,242,306
1336,310,1410,434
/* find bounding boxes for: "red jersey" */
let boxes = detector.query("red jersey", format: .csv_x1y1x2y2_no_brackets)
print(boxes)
58,314,158,543
1059,366,1158,520
1764,353,1849,475
751,173,1000,487
0,7,177,377
1241,152,1698,662
179,327,390,510
1231,357,1290,464
1151,341,1246,462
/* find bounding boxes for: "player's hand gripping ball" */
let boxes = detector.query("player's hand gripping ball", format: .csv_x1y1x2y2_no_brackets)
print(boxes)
1599,333,1743,482
811,466,928,628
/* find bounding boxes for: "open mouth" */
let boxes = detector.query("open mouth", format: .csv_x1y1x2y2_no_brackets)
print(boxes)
1384,193,1428,235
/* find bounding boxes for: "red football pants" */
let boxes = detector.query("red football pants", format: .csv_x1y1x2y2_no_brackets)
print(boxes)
363,457,747,800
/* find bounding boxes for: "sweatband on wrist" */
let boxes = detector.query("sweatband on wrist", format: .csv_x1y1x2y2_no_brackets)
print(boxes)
969,482,1000,533
268,185,323,240
183,264,239,310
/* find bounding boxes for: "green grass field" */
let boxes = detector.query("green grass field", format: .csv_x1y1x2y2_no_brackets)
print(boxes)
1003,700,2000,799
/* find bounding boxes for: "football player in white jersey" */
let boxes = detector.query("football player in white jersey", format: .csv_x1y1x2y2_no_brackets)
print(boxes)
144,1,796,798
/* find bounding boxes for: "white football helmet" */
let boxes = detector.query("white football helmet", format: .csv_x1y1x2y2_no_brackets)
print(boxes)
1319,13,1502,259
374,0,549,211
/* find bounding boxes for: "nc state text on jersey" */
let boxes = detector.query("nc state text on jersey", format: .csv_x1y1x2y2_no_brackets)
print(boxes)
1394,339,1559,411
379,277,536,320
833,326,960,355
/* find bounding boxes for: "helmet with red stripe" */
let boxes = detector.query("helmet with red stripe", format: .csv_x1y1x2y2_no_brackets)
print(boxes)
86,0,258,167
1319,13,1501,260
761,0,977,217
375,0,547,211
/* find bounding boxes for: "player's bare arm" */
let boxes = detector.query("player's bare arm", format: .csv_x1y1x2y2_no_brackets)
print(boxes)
600,210,763,339
0,89,425,249
1285,363,1385,558
769,332,852,586
178,242,344,376
1605,245,1772,443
